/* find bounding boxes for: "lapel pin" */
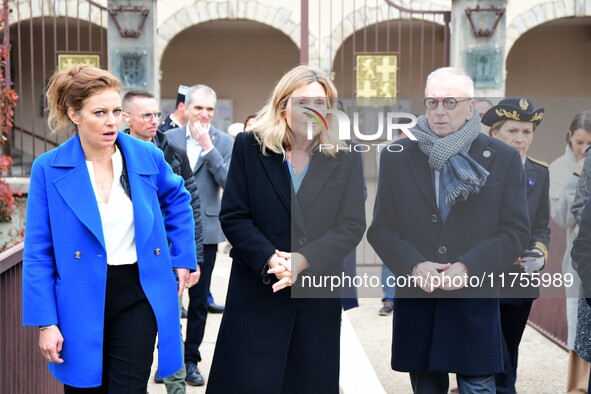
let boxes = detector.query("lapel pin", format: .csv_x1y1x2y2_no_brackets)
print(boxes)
483,150,491,158
527,177,535,187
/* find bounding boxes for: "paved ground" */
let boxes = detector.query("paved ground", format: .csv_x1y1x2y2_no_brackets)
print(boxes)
148,249,568,394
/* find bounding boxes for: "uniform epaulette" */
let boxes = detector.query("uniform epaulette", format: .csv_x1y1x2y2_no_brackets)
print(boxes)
527,156,549,168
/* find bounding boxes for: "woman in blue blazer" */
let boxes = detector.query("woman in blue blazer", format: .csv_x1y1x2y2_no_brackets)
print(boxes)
206,65,366,394
22,65,197,392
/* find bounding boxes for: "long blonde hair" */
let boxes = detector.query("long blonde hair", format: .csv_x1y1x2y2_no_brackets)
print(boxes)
252,65,346,157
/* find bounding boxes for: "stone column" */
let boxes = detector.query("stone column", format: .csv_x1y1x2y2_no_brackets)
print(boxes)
450,0,506,98
107,0,158,99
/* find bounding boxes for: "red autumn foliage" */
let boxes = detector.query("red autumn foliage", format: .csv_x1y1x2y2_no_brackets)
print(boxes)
0,154,15,222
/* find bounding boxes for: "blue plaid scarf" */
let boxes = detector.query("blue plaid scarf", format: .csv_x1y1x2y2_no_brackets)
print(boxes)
413,110,489,206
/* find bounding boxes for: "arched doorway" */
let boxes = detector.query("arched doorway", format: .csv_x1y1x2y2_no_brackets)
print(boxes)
505,17,591,163
333,18,447,100
159,20,299,132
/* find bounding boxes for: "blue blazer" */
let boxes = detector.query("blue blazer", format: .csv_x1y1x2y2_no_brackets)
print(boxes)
368,133,531,375
22,132,197,387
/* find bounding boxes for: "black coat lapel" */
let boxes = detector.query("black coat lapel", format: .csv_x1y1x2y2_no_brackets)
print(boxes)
258,151,292,216
406,146,438,211
468,134,496,171
296,153,339,212
290,185,307,235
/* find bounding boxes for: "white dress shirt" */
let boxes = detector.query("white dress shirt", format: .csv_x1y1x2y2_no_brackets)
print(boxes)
186,122,214,171
86,147,137,266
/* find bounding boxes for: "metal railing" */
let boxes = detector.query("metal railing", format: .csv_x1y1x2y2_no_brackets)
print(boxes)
0,243,63,394
7,0,109,175
528,220,568,349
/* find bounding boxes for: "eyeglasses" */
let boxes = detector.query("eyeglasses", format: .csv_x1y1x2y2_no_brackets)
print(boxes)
128,112,162,122
423,97,470,111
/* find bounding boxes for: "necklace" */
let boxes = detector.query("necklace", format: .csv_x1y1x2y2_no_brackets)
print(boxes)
287,151,310,175
95,179,109,191
288,161,301,175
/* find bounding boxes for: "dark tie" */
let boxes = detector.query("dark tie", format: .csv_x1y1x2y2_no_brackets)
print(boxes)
438,172,450,222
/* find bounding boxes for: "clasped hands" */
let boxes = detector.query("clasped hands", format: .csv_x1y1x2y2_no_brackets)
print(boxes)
411,261,468,293
267,250,309,293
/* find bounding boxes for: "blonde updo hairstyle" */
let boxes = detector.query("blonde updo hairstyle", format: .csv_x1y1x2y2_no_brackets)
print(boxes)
46,65,121,134
252,65,346,157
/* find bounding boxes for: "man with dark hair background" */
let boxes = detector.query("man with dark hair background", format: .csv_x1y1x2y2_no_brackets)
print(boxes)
160,84,189,133
122,90,204,393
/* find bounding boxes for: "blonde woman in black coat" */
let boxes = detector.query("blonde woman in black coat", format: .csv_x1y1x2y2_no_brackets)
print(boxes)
206,65,366,394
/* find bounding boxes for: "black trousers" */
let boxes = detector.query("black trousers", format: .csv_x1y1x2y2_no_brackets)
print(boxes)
495,301,533,394
64,264,157,394
185,243,217,364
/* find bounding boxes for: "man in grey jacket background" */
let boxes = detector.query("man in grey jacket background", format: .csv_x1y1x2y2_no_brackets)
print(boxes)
166,84,233,387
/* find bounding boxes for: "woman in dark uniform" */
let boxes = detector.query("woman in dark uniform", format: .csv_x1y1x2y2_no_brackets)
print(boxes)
482,96,550,393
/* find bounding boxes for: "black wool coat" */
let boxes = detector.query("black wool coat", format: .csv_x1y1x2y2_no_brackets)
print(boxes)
207,132,366,394
367,133,531,375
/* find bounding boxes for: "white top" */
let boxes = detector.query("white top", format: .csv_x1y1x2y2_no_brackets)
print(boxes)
549,145,578,231
86,147,137,266
549,145,581,348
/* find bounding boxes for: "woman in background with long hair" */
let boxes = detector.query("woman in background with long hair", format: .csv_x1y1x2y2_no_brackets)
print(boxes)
549,110,591,393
